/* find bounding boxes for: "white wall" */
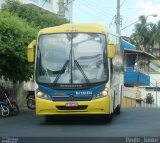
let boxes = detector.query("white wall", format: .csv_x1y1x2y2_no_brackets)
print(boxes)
140,73,160,107
24,80,34,91
20,0,72,20
64,0,73,21
20,0,57,13
0,0,72,20
123,87,136,99
0,0,4,9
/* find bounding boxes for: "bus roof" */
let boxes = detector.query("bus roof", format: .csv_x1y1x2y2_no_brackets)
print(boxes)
38,23,108,35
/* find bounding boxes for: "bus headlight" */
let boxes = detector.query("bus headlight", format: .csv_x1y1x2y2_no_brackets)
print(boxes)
36,91,52,100
92,87,109,100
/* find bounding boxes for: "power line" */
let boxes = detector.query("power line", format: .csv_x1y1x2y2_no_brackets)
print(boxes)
82,0,117,10
65,0,75,6
74,2,113,19
120,0,126,7
109,15,116,28
74,3,105,21
41,0,47,8
77,0,118,30
76,1,113,18
73,3,108,23
107,1,117,30
121,7,160,9
81,0,116,14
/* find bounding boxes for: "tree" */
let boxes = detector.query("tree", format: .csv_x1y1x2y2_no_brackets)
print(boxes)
145,93,154,104
2,0,69,29
0,11,37,105
0,11,37,81
155,21,160,55
0,0,69,107
130,15,159,53
131,16,150,51
1,0,69,82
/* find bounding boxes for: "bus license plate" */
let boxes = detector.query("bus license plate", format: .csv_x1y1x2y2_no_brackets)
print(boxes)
66,102,78,107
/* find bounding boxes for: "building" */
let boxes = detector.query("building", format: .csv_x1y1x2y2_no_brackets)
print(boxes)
0,0,4,9
139,73,160,107
122,87,140,108
20,0,73,20
0,0,73,20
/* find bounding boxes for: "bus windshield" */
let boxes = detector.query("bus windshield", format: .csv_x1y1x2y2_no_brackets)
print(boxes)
36,33,108,86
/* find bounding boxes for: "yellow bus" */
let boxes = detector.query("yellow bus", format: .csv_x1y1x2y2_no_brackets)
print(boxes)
27,23,123,122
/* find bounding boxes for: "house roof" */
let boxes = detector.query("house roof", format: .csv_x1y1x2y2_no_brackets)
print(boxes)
124,49,155,58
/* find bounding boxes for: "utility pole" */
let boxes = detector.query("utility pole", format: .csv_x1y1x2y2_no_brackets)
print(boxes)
65,0,73,21
58,0,65,18
156,81,158,107
116,0,121,35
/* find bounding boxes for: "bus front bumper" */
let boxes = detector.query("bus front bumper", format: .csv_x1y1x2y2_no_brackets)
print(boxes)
36,96,110,115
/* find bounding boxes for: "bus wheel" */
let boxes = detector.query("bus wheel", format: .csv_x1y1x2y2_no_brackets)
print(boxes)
45,115,54,123
114,105,121,115
101,114,113,123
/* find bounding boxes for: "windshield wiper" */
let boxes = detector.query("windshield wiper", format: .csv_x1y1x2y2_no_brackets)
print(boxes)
74,60,90,84
53,60,69,85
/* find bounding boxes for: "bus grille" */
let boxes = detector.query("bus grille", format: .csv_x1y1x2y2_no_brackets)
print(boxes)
56,105,88,110
52,96,92,101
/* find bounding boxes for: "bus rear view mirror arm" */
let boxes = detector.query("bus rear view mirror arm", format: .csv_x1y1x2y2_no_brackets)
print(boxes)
107,40,115,58
27,40,36,63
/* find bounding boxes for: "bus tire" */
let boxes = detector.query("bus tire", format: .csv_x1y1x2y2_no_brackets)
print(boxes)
27,98,35,110
107,114,113,122
101,114,113,123
114,105,121,115
45,115,55,123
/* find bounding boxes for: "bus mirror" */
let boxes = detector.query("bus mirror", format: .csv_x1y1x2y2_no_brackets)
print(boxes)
27,40,36,63
107,40,115,58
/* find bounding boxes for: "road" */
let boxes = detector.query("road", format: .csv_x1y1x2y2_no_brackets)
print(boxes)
0,108,160,143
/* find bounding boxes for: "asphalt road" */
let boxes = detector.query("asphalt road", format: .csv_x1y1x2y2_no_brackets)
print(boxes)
0,108,160,143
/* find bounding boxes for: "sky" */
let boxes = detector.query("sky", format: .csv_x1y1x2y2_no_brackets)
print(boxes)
72,0,160,37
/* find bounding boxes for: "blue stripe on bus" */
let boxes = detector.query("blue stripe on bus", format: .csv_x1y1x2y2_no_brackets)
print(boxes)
38,84,106,101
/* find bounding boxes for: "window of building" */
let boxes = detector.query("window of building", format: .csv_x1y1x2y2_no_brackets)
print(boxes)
145,87,160,91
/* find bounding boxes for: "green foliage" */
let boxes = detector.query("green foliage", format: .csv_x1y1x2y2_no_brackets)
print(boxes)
0,11,37,82
131,15,160,53
2,0,69,29
145,93,154,104
0,0,68,83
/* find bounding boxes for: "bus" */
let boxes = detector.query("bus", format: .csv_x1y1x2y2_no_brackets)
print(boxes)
27,23,124,122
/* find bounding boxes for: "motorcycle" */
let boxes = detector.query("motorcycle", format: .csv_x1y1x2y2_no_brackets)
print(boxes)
26,91,35,110
0,100,10,117
0,86,19,116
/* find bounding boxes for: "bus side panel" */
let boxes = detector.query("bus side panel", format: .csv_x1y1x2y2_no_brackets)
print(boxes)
108,33,124,112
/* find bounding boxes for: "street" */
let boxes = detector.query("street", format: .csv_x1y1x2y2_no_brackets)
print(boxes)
0,107,160,137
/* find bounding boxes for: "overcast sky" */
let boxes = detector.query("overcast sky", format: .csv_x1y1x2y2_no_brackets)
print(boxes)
72,0,160,36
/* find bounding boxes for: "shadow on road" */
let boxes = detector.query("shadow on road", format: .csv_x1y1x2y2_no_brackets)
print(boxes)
39,114,119,125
